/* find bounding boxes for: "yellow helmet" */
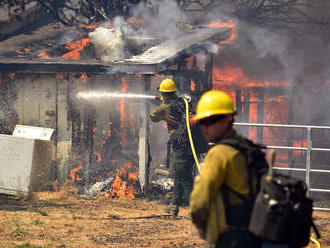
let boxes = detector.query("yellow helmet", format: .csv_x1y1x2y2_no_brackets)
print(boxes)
193,90,237,120
159,78,177,92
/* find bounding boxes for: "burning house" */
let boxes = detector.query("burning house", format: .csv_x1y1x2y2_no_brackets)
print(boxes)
0,1,329,208
0,14,235,198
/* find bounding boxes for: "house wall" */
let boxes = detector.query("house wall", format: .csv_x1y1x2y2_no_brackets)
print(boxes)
10,73,72,185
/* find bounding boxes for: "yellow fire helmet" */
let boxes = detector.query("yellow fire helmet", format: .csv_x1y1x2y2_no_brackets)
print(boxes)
158,78,177,92
193,90,237,120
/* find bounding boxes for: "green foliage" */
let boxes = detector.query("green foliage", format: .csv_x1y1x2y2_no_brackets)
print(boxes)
13,243,44,248
11,228,28,237
31,218,44,226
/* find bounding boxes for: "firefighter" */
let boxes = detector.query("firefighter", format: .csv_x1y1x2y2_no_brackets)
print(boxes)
189,90,261,248
150,78,194,217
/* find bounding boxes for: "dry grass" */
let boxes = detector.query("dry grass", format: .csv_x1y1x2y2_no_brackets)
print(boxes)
0,186,328,248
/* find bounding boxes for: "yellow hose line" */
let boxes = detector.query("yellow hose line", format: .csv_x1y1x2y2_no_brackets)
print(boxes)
183,98,201,173
310,236,321,248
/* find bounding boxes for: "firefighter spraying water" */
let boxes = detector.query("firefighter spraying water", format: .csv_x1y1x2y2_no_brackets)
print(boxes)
76,79,207,218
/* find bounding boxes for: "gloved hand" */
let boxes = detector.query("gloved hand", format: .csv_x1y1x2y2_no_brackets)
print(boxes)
150,95,162,105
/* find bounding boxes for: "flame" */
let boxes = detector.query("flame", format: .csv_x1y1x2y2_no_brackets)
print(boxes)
80,72,88,80
70,164,83,181
191,80,195,91
79,23,99,29
204,19,238,45
94,151,102,163
55,73,68,80
38,50,51,59
217,28,238,45
62,38,90,60
7,72,15,79
213,63,287,88
127,17,144,25
212,63,290,166
120,77,128,147
107,161,137,200
205,19,236,28
292,140,307,158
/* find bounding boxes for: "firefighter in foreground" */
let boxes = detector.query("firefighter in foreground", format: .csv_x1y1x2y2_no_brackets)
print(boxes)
189,90,261,248
150,78,194,217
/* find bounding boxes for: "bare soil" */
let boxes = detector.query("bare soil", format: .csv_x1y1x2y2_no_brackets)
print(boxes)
0,187,328,248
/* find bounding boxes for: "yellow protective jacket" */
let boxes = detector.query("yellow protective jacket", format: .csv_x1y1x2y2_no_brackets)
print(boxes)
189,129,257,244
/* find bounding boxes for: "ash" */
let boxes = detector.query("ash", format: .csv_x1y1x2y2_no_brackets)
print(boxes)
83,176,114,197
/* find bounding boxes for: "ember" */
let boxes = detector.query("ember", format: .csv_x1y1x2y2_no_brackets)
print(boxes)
70,164,84,181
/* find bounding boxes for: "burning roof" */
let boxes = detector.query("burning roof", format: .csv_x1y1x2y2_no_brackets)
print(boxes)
0,21,232,74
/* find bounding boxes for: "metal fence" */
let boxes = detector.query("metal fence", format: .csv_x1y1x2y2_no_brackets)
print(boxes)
234,123,330,212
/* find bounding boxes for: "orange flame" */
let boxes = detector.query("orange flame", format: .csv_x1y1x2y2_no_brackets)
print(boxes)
107,161,137,200
190,80,195,91
62,38,90,60
205,19,236,28
94,151,102,163
205,19,238,45
70,164,83,181
292,140,307,159
126,17,145,26
213,63,287,88
38,50,51,59
80,72,88,80
79,23,99,29
7,72,15,79
212,63,290,166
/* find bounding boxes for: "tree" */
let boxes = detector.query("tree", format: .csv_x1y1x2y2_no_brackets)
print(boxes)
0,0,329,32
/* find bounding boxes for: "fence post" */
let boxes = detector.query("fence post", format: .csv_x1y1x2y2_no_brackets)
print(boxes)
306,127,312,196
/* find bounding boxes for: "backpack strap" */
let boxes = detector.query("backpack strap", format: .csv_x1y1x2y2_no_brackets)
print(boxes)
311,220,321,239
218,138,255,200
217,138,256,228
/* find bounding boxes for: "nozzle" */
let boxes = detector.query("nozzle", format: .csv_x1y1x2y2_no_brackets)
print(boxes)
150,95,162,105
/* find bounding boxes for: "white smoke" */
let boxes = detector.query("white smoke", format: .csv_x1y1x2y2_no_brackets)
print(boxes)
89,17,125,62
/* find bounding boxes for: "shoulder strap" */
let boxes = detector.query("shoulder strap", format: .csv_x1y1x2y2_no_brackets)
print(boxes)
217,137,268,201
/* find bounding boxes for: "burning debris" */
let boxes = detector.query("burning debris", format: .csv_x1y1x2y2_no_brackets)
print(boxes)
83,176,115,197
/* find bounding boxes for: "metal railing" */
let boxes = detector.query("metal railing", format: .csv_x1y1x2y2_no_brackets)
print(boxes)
234,123,330,211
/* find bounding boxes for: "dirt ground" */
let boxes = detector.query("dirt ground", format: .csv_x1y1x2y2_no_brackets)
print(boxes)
0,187,328,248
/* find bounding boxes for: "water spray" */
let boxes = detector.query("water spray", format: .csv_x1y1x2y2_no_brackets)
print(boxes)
77,91,157,100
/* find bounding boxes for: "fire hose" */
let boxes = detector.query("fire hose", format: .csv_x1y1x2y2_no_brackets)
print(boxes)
182,97,201,174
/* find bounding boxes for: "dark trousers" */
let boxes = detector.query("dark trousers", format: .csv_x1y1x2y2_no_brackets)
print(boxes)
171,142,194,206
215,230,261,248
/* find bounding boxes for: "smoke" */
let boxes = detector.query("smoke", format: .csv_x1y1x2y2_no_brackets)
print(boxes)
131,0,188,40
201,3,330,125
89,17,126,62
88,0,190,62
